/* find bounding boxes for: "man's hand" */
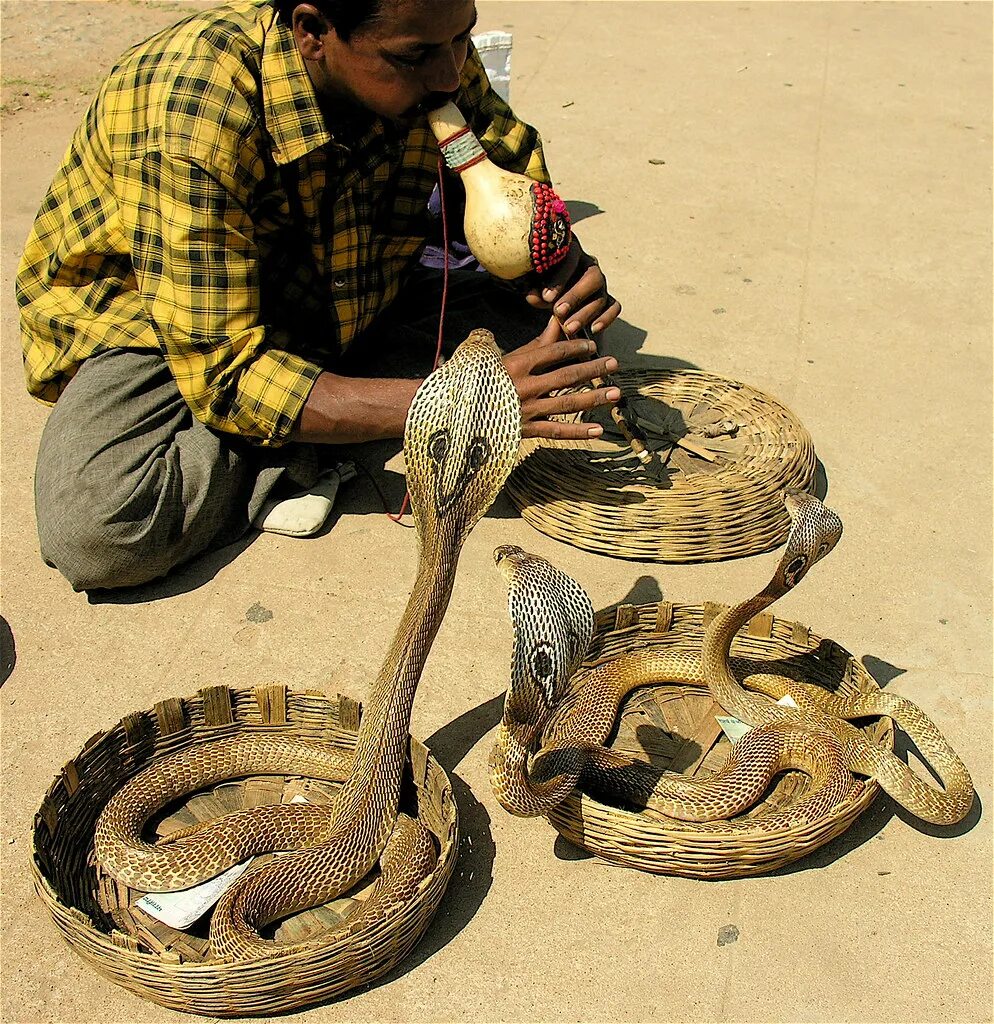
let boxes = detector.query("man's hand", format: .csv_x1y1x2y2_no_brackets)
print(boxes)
503,317,621,440
524,236,621,337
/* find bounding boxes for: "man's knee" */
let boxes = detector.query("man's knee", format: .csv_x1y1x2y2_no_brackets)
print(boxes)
33,410,198,590
35,467,180,591
38,527,159,592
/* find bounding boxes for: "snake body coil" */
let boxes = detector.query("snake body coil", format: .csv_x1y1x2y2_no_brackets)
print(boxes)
95,329,522,958
491,491,974,830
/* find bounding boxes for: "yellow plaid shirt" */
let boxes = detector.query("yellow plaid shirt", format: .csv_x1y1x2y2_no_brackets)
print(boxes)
17,0,549,445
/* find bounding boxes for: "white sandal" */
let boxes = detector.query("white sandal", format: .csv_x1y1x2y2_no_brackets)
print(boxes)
253,461,357,538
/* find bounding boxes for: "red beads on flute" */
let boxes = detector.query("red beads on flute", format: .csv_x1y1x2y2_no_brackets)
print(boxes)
529,183,571,275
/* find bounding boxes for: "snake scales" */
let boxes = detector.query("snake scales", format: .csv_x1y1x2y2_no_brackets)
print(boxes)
95,329,522,958
490,491,974,830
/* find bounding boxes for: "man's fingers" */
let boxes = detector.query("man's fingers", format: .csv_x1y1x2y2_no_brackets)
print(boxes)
506,337,594,377
552,259,606,312
557,294,624,336
557,295,609,336
536,315,565,345
591,297,623,334
536,354,619,391
528,384,622,420
522,418,607,441
521,381,624,439
525,336,601,371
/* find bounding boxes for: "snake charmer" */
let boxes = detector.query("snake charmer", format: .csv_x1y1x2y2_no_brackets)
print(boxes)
16,0,623,592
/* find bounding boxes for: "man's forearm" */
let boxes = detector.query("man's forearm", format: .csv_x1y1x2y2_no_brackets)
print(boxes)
292,371,422,444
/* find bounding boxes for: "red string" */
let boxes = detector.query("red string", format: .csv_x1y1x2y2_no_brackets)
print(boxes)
387,156,450,523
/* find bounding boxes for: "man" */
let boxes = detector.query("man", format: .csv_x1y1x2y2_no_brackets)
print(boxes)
17,0,623,592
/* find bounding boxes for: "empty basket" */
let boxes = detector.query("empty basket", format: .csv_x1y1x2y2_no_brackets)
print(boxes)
506,368,818,562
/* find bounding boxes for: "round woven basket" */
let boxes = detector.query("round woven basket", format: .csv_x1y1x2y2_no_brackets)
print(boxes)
505,367,817,562
32,684,458,1017
545,601,894,878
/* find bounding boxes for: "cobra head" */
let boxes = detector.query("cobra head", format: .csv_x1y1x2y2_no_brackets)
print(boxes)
772,489,844,592
404,329,521,548
494,545,595,736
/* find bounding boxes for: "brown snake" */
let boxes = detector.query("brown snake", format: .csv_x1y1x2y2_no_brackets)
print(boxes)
490,491,974,830
95,329,522,958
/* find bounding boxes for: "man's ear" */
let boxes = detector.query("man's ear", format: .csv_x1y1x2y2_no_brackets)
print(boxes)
292,3,334,60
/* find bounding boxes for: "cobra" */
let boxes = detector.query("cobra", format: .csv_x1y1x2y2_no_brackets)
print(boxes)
490,491,974,829
94,329,522,958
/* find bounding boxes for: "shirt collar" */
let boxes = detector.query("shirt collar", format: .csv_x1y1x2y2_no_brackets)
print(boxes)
261,9,331,165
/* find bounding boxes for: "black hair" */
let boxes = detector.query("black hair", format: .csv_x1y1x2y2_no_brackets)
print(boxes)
272,0,387,42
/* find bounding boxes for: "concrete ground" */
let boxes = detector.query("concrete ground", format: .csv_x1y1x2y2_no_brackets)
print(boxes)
1,2,991,1022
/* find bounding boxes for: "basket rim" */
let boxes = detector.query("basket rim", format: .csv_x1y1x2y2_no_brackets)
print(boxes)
31,683,460,981
545,600,895,871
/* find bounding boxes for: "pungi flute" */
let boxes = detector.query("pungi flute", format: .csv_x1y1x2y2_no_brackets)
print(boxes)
426,101,657,472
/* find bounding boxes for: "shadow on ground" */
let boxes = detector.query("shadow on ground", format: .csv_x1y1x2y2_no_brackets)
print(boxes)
0,615,15,686
85,533,259,604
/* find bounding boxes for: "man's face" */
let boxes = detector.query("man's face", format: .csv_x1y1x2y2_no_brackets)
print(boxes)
296,0,478,122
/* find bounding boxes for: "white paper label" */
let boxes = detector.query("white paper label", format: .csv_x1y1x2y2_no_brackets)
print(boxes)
135,795,311,929
135,859,253,929
716,694,798,743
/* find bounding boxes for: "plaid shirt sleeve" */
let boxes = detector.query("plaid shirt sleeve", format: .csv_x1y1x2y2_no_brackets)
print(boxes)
118,148,323,444
16,4,331,447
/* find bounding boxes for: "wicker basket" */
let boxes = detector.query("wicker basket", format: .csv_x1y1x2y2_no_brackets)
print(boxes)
506,367,817,562
545,601,894,878
32,685,458,1017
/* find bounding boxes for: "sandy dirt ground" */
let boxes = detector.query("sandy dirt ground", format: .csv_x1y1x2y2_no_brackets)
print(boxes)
1,2,991,1022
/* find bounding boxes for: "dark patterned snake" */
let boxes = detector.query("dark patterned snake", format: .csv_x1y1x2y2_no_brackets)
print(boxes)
490,491,974,829
95,329,522,958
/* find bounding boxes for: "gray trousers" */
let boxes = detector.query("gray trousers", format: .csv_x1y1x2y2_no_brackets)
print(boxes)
33,270,544,591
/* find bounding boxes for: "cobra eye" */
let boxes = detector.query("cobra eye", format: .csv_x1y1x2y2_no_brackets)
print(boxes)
466,437,491,473
427,429,449,464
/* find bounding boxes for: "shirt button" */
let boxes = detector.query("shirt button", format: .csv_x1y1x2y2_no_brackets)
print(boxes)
332,276,347,289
